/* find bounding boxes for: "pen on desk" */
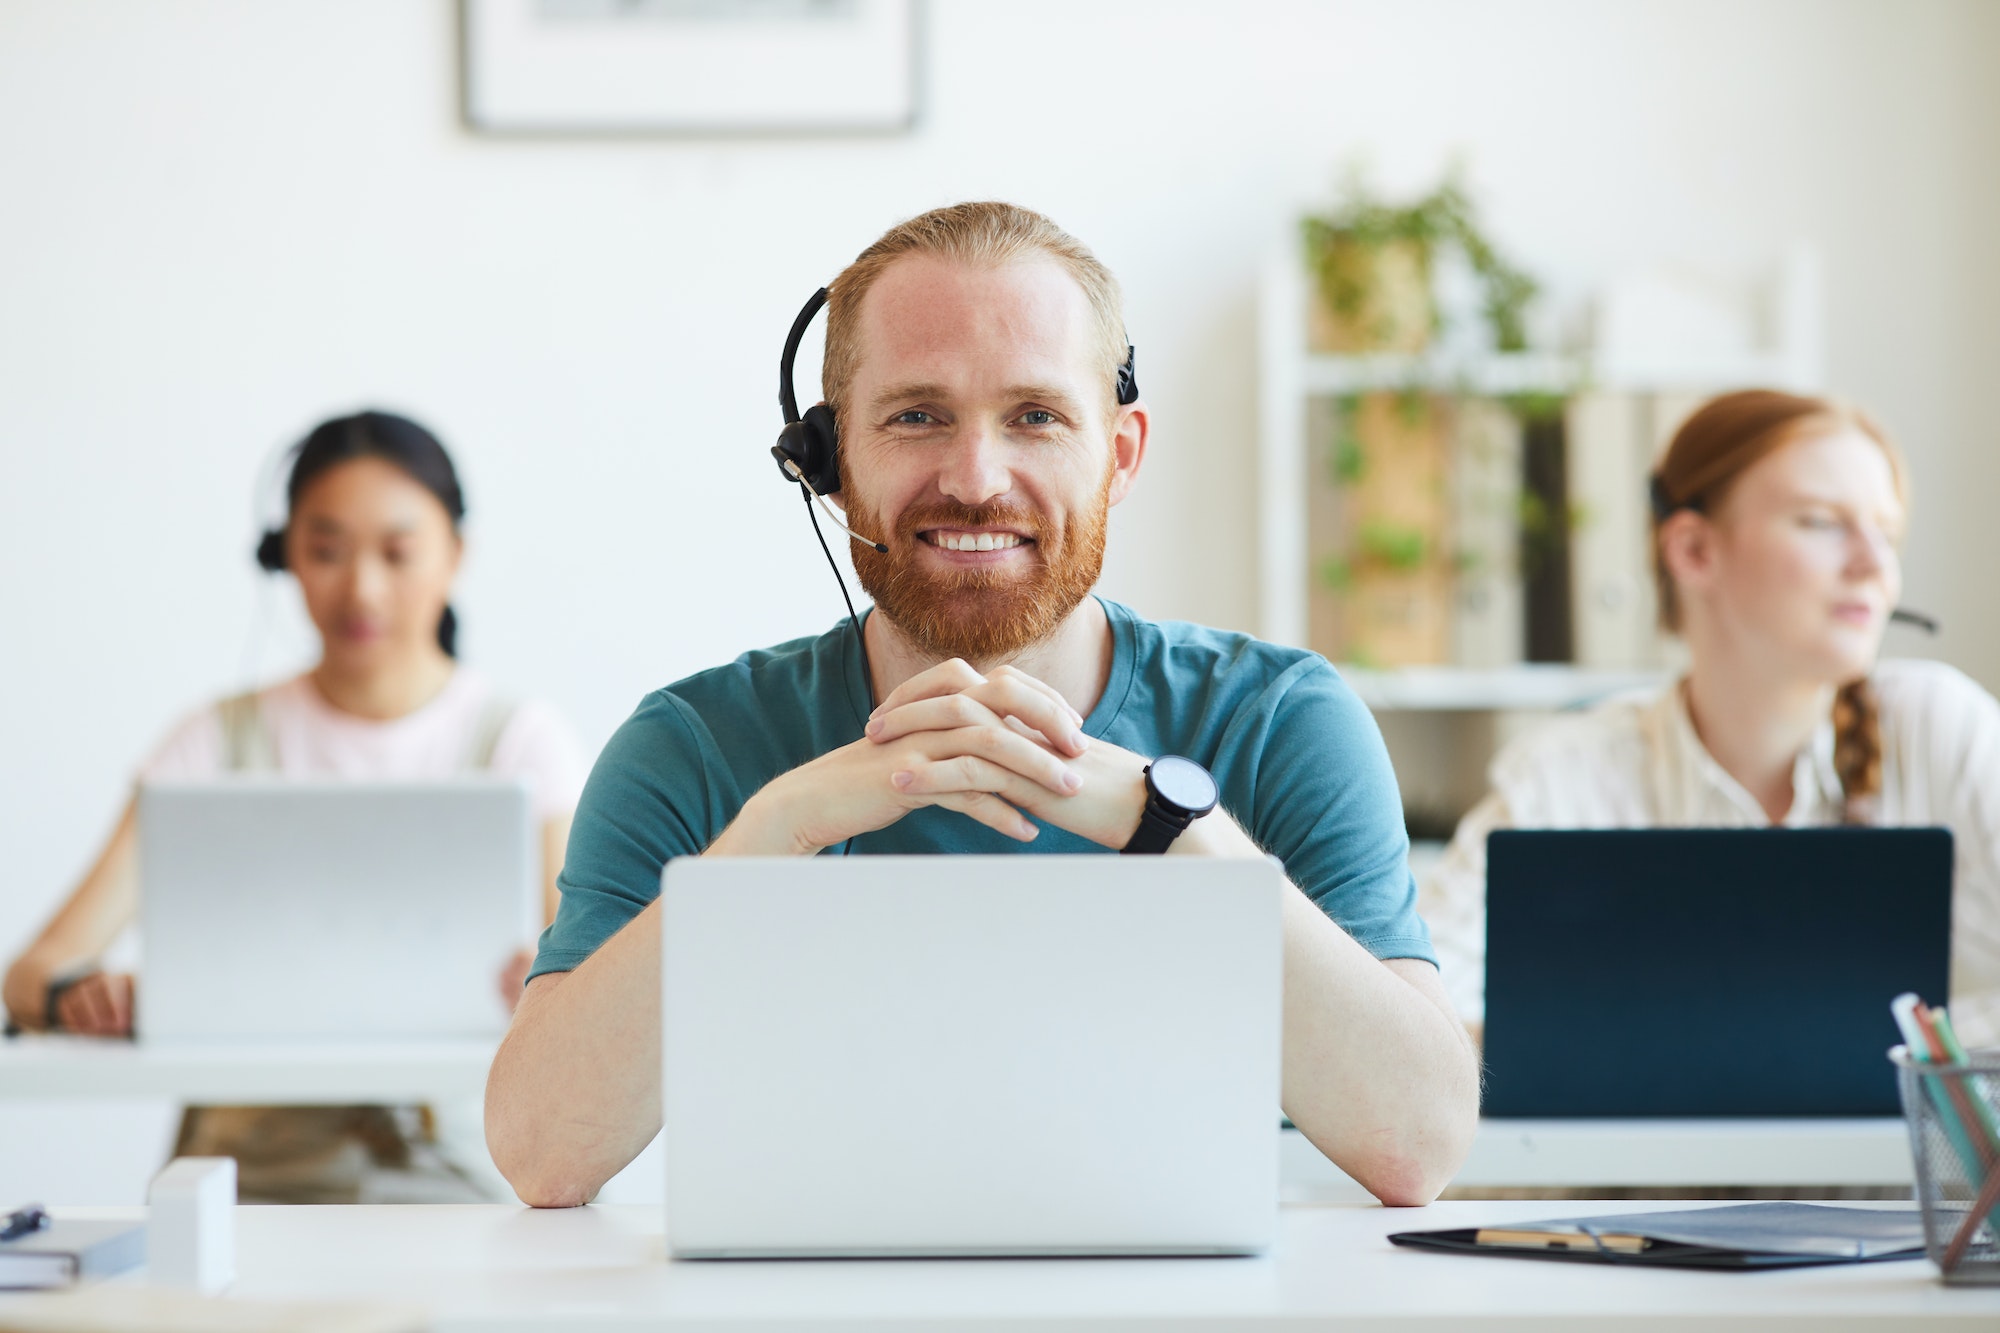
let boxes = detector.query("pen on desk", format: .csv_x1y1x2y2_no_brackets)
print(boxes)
1911,1002,1994,1173
1926,1005,2000,1270
0,1204,49,1242
1891,993,1983,1179
1894,994,2000,1273
1929,1007,2000,1148
1946,1135,2000,1271
1913,1003,1996,1168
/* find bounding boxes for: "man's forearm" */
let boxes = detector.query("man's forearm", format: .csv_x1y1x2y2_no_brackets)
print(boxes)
484,795,806,1209
485,903,664,1207
487,774,854,1206
1176,811,1478,1205
1278,886,1479,1206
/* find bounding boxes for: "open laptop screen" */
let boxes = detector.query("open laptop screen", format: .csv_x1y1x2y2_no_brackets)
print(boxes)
139,780,535,1042
1482,827,1951,1117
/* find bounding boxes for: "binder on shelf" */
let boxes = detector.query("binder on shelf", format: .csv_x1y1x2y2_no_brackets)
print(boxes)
1449,398,1524,669
1519,408,1572,663
1566,392,1663,669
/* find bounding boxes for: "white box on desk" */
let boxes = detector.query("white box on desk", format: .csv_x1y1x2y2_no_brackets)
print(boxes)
148,1155,235,1293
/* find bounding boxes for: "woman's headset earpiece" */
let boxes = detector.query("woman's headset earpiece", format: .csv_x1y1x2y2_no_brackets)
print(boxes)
252,440,304,574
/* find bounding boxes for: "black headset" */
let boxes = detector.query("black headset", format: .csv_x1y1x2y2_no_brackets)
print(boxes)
254,443,306,572
770,286,1139,499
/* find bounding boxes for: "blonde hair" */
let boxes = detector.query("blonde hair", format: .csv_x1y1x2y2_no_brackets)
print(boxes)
1649,389,1910,814
821,201,1129,431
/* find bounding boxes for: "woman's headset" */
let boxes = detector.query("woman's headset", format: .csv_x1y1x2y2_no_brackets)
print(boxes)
253,442,306,572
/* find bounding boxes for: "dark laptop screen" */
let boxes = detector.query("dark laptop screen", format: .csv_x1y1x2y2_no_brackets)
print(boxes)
1481,827,1952,1117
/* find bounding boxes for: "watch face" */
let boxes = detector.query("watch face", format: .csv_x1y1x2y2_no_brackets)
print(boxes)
1150,755,1218,815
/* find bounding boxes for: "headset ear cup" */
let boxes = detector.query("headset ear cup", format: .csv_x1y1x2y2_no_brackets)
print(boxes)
773,421,817,483
256,528,288,572
801,404,842,496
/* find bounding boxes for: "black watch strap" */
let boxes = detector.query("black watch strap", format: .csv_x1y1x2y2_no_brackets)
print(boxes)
44,975,85,1032
1122,800,1193,855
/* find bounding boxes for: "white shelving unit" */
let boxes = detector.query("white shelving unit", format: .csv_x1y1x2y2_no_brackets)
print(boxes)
1258,242,1823,824
1256,245,1824,712
1335,664,1663,713
1301,350,1583,399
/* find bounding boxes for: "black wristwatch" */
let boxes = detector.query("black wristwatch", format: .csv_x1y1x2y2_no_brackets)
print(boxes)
44,974,87,1031
1120,755,1219,855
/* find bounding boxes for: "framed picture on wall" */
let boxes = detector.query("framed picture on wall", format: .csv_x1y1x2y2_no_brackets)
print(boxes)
460,0,922,136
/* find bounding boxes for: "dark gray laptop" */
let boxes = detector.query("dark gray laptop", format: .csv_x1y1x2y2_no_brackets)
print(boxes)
1482,828,1952,1117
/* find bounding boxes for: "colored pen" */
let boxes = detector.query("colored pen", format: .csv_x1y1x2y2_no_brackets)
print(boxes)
1929,1005,2000,1270
1913,1002,1995,1171
0,1204,48,1242
1928,1006,2000,1149
1891,993,1984,1183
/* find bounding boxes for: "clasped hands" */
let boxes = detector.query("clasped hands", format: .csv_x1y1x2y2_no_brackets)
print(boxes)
732,659,1153,857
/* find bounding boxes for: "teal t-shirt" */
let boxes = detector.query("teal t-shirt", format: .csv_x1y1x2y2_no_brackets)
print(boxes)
531,598,1434,978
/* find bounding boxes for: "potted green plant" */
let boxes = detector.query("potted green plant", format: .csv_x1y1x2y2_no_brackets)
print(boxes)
1300,167,1539,354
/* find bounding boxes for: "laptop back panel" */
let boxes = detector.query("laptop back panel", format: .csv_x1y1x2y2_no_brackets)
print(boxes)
660,855,1283,1258
1482,828,1952,1117
139,781,535,1042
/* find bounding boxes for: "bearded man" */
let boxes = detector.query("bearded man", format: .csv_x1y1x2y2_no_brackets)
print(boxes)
487,202,1480,1209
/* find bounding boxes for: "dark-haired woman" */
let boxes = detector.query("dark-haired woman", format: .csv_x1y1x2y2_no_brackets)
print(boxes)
1422,390,2000,1047
1,411,583,1199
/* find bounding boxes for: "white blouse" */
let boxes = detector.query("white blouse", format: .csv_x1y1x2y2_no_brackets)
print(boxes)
1420,658,2000,1048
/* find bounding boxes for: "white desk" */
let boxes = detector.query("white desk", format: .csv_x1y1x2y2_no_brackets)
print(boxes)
6,1201,1993,1330
0,1037,1909,1197
1285,1119,1913,1198
0,1035,496,1104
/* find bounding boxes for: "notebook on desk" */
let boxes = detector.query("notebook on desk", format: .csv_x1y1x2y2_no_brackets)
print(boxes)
1482,827,1952,1117
0,1217,145,1288
1390,1202,1927,1270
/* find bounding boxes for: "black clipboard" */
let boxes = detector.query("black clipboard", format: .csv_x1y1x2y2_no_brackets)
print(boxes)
1389,1203,1928,1271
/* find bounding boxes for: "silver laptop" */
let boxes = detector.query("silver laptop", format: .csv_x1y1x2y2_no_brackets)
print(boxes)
138,780,536,1042
659,855,1283,1258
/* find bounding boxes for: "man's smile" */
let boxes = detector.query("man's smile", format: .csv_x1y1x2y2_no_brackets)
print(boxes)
919,527,1035,554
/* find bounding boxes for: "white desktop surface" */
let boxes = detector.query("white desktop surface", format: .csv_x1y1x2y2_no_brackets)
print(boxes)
1284,1117,1914,1197
12,1201,1996,1331
0,1034,496,1104
0,1037,1912,1198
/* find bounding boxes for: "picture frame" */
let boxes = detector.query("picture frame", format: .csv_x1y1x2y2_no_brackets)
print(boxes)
460,0,922,137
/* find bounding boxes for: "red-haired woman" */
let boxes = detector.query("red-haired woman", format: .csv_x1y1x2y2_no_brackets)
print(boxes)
1424,390,2000,1046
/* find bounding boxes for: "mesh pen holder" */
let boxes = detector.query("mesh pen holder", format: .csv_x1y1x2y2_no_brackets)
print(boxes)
1892,1044,2000,1283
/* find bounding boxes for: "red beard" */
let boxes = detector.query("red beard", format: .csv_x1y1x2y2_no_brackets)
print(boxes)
846,482,1111,666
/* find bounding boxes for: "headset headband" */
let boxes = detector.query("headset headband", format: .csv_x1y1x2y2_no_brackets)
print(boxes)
779,287,829,426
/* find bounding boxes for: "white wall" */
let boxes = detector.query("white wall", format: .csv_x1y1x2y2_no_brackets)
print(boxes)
3,0,1997,968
